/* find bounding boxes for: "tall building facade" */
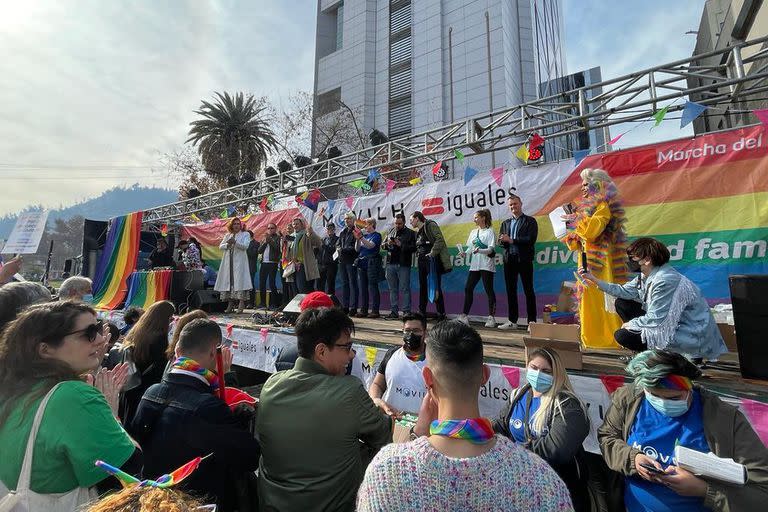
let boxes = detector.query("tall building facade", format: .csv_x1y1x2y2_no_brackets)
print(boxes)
312,0,567,162
688,0,768,134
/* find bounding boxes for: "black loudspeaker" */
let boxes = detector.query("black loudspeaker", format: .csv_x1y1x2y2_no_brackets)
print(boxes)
170,271,205,312
729,274,768,380
190,289,227,313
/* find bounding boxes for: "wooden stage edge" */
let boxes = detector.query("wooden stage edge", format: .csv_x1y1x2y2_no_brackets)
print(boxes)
222,310,768,401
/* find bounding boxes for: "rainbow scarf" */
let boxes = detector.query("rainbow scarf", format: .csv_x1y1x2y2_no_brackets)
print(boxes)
429,417,495,444
95,456,205,488
657,374,693,391
405,350,426,362
170,357,220,392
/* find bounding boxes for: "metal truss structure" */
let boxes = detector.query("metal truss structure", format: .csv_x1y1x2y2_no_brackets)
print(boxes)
143,35,768,225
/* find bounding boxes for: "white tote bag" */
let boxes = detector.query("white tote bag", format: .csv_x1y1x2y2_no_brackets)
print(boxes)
0,383,97,512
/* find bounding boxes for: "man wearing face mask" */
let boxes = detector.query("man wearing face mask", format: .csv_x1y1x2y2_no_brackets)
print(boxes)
368,313,428,417
598,349,768,511
58,276,94,303
580,237,726,361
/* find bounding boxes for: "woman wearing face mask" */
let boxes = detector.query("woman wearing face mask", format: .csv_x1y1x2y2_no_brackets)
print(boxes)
598,349,768,512
493,348,590,511
0,302,140,508
580,237,726,361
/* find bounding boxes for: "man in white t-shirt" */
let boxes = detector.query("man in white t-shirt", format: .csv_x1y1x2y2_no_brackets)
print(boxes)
368,312,428,417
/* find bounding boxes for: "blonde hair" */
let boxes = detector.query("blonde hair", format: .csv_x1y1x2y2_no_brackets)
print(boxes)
579,168,614,186
86,486,203,512
365,217,377,229
527,348,585,435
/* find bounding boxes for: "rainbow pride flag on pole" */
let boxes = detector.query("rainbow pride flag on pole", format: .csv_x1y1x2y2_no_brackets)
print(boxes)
92,212,142,309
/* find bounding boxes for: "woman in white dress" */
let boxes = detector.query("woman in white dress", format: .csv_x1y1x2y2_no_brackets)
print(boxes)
457,208,498,327
214,217,253,313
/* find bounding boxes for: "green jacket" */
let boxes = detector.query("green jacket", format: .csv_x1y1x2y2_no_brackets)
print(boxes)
424,220,452,272
598,384,768,512
256,357,392,512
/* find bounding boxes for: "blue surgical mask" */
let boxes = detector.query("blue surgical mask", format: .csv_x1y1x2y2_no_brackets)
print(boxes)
644,390,690,417
82,294,94,304
526,368,553,393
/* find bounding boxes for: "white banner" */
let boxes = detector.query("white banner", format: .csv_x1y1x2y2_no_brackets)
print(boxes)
2,211,49,254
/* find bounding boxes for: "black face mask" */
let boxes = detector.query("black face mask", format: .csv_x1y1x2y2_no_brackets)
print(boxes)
403,332,423,351
627,257,641,273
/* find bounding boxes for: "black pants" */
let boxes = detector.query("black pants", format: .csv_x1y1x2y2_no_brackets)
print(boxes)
503,258,537,323
613,298,647,351
463,270,495,316
259,262,279,308
318,263,338,295
417,255,445,316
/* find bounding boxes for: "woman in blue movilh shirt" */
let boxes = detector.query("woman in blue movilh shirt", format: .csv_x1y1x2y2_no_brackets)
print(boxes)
493,348,590,511
598,349,768,512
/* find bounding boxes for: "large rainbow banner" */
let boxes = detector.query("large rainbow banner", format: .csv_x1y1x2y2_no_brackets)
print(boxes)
93,212,142,309
178,126,768,316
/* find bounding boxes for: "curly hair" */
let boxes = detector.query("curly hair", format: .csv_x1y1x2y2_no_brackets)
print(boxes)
86,486,204,512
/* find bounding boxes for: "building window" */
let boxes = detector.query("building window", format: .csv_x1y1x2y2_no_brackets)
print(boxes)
316,88,341,117
335,2,344,51
388,0,412,138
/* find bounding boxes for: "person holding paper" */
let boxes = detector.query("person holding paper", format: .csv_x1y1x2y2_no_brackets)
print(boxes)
499,191,539,330
561,168,628,349
598,349,768,511
457,209,497,328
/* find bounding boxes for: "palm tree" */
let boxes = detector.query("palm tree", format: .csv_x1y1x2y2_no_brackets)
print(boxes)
187,92,278,178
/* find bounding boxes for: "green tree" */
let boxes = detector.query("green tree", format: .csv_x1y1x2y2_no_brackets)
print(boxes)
187,92,278,178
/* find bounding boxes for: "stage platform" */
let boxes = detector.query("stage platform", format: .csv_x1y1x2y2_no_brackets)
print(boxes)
218,309,767,401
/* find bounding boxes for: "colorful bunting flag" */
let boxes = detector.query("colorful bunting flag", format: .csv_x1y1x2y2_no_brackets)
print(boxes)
219,209,228,219
515,144,530,164
653,106,669,128
190,213,202,223
327,199,336,213
574,149,591,166
454,149,465,164
409,177,422,185
367,168,381,183
345,196,354,209
680,101,708,128
490,166,504,187
463,166,478,185
431,161,443,175
259,196,269,212
349,179,367,189
160,224,168,237
754,108,768,127
501,366,520,388
529,133,545,149
608,132,625,145
385,179,396,196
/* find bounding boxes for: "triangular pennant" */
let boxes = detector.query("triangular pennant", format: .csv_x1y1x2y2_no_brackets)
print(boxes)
220,209,228,219
327,199,336,213
431,161,443,175
260,327,269,343
385,179,396,196
409,177,422,185
754,108,768,127
573,148,591,166
349,179,367,189
490,166,504,187
608,132,625,145
365,346,378,368
653,106,669,128
501,366,520,388
463,166,478,185
160,224,168,237
741,398,768,447
515,144,530,164
345,196,354,209
529,133,545,149
599,374,625,395
225,324,234,338
680,101,708,129
453,149,465,164
367,168,380,183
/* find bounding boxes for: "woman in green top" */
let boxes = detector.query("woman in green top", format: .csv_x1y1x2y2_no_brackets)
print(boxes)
0,301,140,496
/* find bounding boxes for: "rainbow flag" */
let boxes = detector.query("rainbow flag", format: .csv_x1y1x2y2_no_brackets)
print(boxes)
92,212,142,310
124,270,173,309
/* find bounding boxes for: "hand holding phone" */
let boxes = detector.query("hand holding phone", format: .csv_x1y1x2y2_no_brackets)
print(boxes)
640,462,665,475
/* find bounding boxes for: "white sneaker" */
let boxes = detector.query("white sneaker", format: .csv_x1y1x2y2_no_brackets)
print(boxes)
484,316,496,328
498,321,517,330
456,314,469,325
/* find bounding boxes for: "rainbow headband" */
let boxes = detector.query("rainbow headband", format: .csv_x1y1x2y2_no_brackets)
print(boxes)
95,454,210,489
656,375,693,391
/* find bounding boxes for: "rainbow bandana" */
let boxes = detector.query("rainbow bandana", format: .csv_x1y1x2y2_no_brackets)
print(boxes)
405,351,426,362
95,455,207,489
170,357,220,392
429,418,495,444
657,374,693,391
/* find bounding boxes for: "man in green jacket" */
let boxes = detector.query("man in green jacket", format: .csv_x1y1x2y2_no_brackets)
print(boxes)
256,307,393,511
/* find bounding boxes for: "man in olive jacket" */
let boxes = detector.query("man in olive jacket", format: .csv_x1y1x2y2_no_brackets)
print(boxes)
256,308,392,512
598,383,768,511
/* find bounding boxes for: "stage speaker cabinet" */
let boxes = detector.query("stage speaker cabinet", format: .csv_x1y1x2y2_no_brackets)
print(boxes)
729,274,768,380
191,289,227,313
170,270,205,311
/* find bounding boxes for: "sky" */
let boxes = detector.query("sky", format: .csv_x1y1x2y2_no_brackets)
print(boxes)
0,0,707,216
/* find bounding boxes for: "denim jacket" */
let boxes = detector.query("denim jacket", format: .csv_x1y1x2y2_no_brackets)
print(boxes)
597,264,727,360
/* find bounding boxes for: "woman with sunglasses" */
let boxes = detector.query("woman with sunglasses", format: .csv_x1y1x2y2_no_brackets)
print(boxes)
493,348,590,511
117,300,175,426
598,349,768,511
0,302,140,508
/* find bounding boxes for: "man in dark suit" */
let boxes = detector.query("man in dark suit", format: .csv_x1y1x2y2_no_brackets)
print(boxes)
498,192,538,329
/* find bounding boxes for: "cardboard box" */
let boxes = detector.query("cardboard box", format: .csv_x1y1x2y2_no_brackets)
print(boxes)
717,323,737,352
529,322,581,341
556,281,578,313
524,336,584,370
393,421,415,443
